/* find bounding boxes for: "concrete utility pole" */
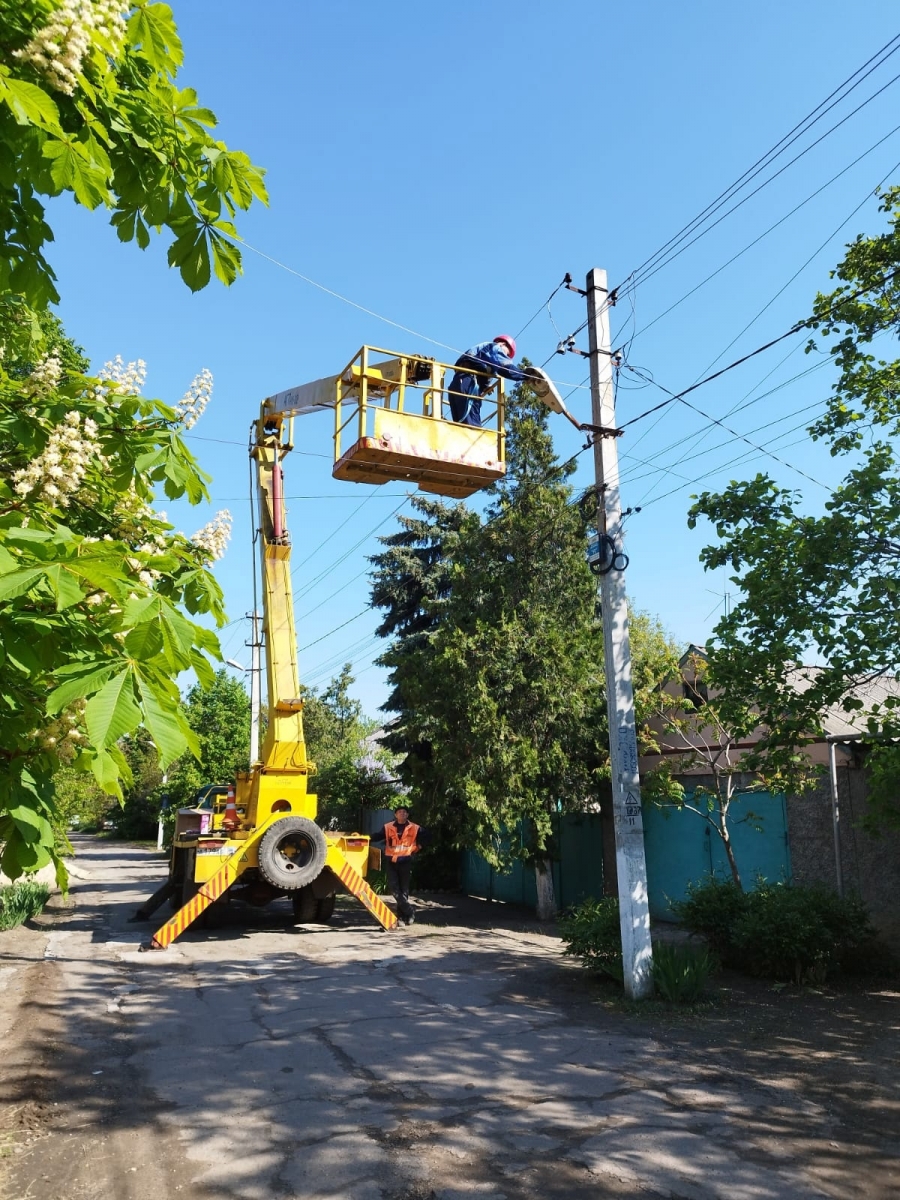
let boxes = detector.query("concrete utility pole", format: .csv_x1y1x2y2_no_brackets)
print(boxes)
227,610,262,764
156,774,168,852
585,267,654,999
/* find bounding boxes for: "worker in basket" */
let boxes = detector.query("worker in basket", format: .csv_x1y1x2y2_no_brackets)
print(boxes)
369,806,426,926
446,334,536,427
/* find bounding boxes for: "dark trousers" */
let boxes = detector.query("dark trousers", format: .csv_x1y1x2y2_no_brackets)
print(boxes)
447,372,483,426
386,858,414,918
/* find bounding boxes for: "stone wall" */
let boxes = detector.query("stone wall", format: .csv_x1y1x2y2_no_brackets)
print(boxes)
786,763,900,951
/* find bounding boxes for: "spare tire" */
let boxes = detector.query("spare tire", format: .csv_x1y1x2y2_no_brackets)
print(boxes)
257,817,327,891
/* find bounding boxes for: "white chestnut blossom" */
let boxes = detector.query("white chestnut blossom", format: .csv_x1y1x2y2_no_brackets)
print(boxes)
175,368,213,429
13,0,127,96
12,412,101,506
25,352,62,398
98,354,146,396
191,509,232,561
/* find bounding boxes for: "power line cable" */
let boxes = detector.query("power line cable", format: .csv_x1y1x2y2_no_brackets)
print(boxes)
622,387,829,491
619,338,808,481
293,499,410,602
624,363,827,488
304,636,382,688
685,156,900,387
615,259,900,438
620,70,900,298
633,424,841,512
620,363,829,484
185,432,330,458
298,607,371,652
618,34,900,294
303,631,381,681
290,489,378,578
632,122,900,341
211,493,408,501
298,565,374,621
231,239,588,395
554,36,900,352
626,156,900,504
236,239,459,353
514,277,570,338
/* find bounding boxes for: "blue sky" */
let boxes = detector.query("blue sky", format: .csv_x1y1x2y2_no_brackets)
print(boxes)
46,1,900,717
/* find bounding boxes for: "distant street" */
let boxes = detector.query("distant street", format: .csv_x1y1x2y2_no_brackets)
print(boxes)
0,836,897,1200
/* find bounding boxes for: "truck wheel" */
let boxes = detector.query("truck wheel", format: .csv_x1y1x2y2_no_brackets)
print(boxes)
315,895,336,923
258,817,327,891
291,886,317,923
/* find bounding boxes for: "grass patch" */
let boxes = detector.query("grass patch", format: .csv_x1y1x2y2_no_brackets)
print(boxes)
0,880,51,930
652,941,717,1002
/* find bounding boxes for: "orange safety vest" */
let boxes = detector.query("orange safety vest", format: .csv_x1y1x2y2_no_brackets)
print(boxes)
384,820,420,862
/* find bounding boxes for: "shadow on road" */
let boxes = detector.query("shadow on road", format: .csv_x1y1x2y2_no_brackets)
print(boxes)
1,836,897,1200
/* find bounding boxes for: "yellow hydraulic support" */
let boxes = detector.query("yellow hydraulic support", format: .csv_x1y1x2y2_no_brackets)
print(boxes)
143,344,513,949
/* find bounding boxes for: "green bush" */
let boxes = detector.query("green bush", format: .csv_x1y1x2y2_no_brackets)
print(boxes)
672,875,879,984
0,880,51,930
733,883,876,984
651,941,716,1002
670,876,749,962
558,897,623,982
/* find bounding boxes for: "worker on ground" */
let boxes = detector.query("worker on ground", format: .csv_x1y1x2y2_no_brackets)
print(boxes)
369,806,425,926
446,335,534,427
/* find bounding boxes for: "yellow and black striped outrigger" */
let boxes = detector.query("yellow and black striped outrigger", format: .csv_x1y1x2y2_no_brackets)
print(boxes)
145,832,397,950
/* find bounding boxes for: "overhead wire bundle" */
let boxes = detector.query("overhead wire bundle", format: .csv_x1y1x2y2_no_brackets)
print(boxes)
217,33,900,683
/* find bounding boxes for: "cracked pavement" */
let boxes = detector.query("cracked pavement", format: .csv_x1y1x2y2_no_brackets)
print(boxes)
1,836,897,1199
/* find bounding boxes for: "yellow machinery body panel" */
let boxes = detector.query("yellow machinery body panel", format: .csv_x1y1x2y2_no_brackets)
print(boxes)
187,828,370,885
334,408,505,498
193,838,244,883
331,346,506,499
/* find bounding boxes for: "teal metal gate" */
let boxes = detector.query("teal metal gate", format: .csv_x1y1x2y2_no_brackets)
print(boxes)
459,795,790,920
642,790,792,920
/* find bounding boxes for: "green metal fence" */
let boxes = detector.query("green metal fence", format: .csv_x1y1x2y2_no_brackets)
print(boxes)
459,813,605,910
460,795,791,917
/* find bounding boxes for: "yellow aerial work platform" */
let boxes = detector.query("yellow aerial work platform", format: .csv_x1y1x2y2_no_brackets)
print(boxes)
135,344,516,949
260,346,507,500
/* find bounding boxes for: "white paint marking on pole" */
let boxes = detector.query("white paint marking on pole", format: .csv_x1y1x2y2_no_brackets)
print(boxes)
586,267,654,1000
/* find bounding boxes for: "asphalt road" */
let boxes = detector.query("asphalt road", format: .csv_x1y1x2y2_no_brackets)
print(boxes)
1,836,894,1200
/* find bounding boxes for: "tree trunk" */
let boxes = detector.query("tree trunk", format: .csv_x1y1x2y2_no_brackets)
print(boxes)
720,824,743,890
718,778,742,890
534,857,556,921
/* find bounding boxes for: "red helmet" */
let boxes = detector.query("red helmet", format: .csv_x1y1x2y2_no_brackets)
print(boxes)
494,334,516,357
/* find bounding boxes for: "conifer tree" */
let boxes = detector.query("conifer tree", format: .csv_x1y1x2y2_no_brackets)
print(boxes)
371,386,603,916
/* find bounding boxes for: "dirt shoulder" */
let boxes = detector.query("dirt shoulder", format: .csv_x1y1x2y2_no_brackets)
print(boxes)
553,961,900,1194
0,880,199,1200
